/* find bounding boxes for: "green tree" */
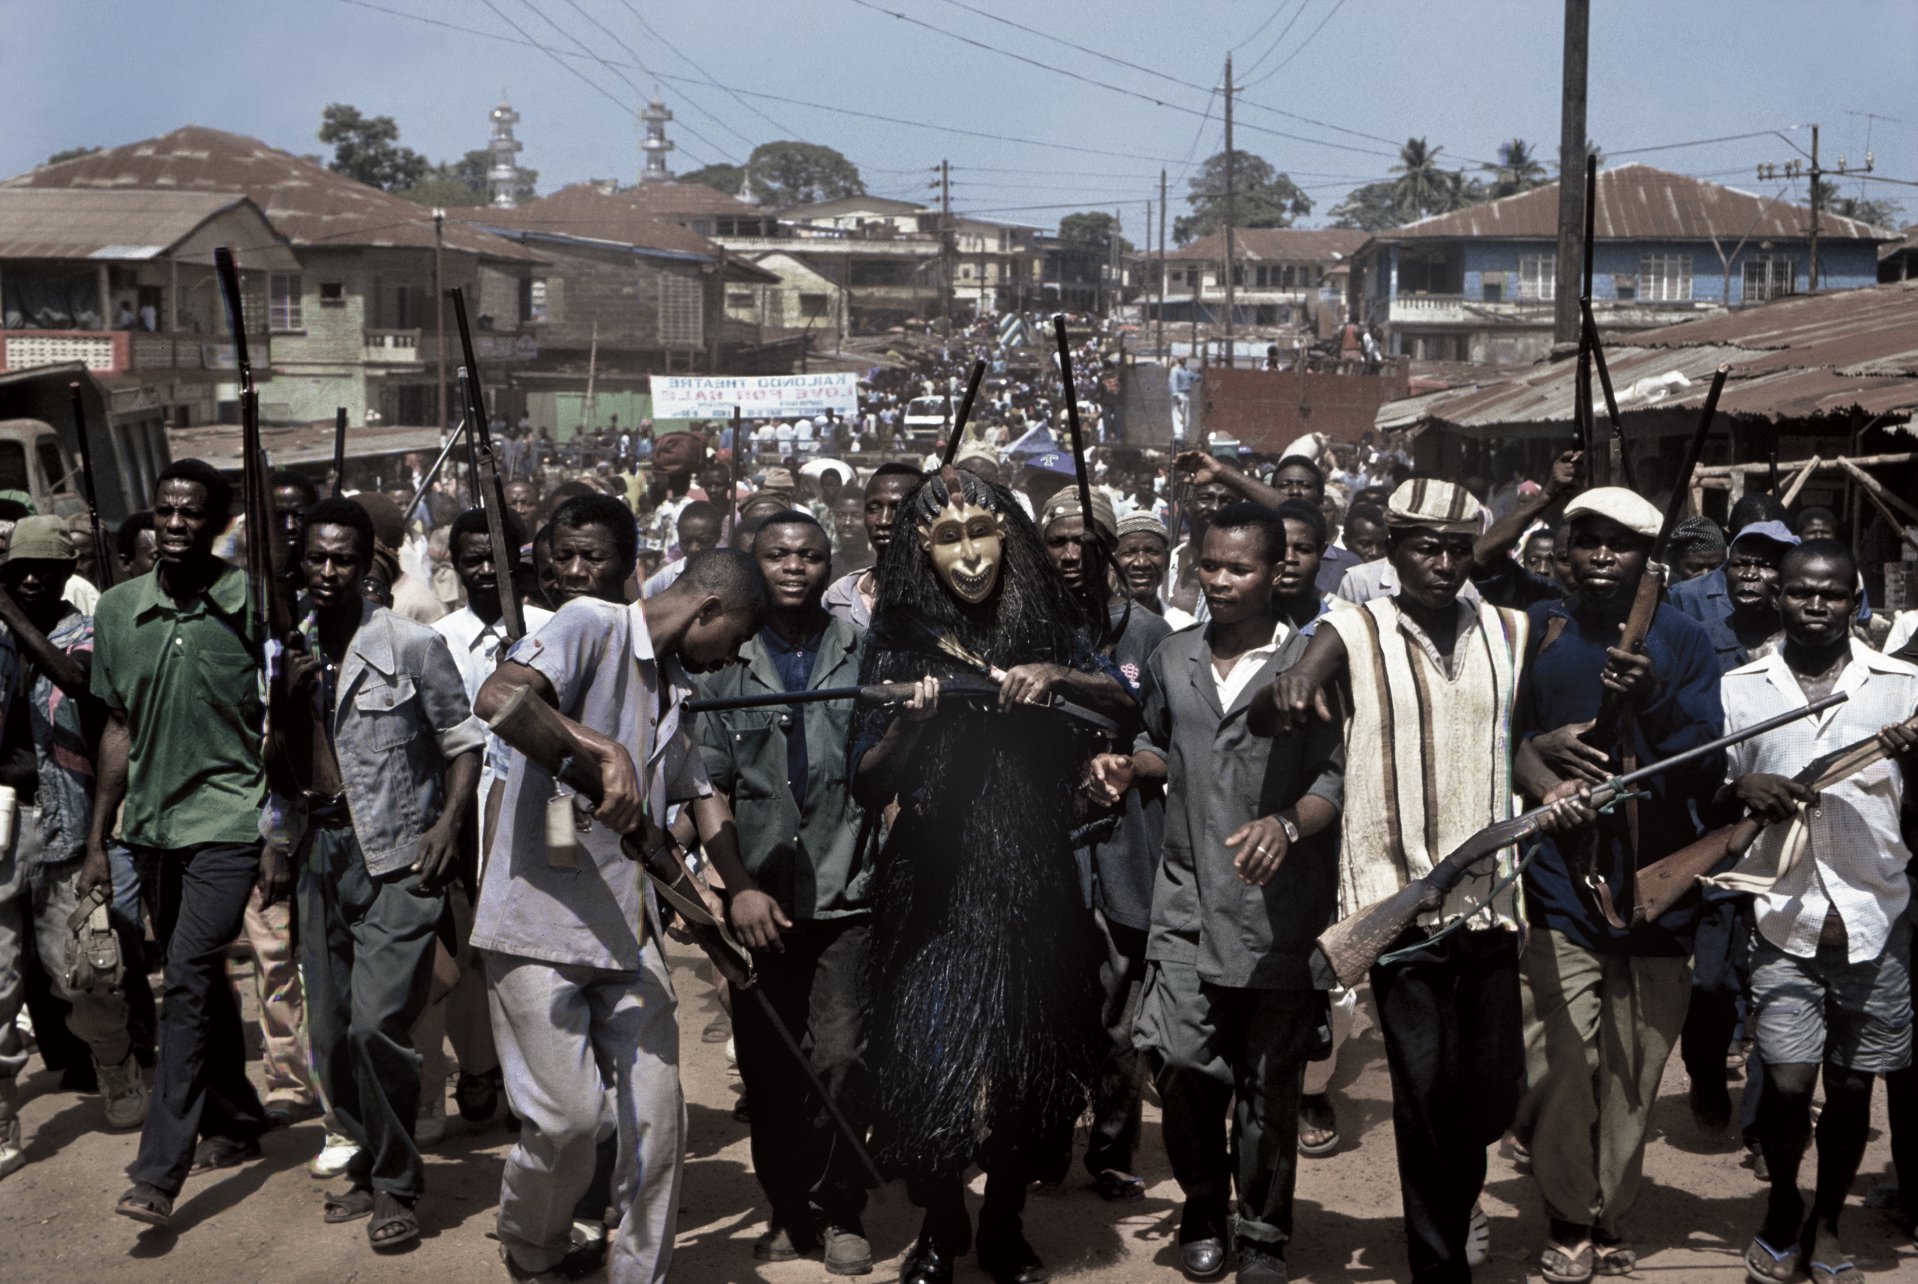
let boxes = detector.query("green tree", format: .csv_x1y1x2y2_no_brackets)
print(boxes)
1812,180,1905,231
1389,138,1484,220
1173,149,1313,243
318,103,428,192
1484,138,1547,198
682,163,746,195
747,141,864,207
45,145,100,166
1058,211,1133,252
1329,180,1407,231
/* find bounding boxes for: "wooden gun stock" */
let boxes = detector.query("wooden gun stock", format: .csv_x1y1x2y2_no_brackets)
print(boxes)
485,684,755,987
1630,817,1763,924
1311,880,1445,990
1584,566,1664,749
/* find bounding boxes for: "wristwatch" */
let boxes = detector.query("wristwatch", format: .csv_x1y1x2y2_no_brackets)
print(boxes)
1276,814,1301,845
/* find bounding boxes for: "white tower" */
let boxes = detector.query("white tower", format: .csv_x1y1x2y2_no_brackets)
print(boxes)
487,93,523,209
640,98,675,184
735,164,759,207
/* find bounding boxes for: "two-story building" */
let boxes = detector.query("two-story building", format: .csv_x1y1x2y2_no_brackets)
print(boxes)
0,187,296,431
1350,163,1890,365
4,126,545,428
1151,227,1368,331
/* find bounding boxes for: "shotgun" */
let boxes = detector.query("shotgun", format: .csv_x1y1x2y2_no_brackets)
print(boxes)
448,289,525,644
1632,705,1916,923
330,405,348,498
1053,315,1116,641
485,683,884,1186
1310,692,1844,990
685,672,1120,734
65,382,115,588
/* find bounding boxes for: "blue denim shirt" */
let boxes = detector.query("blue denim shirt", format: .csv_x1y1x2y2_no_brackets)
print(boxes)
0,607,95,867
295,603,486,877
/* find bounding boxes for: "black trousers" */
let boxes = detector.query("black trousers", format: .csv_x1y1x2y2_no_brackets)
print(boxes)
1371,927,1524,1284
127,842,267,1197
1085,912,1149,1178
730,918,871,1232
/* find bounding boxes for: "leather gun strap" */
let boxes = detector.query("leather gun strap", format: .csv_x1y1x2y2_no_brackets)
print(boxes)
1593,709,1637,932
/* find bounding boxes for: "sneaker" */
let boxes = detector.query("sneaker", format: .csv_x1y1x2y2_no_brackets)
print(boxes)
309,1131,360,1179
0,1109,23,1182
416,1088,447,1148
96,1055,149,1131
454,1067,501,1123
823,1224,874,1276
1236,1240,1288,1282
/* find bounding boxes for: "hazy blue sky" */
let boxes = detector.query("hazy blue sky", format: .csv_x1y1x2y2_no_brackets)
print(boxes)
5,0,1913,232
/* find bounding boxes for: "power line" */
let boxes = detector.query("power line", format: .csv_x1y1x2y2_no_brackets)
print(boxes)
1610,127,1807,157
1240,0,1310,80
1232,2,1297,54
613,0,798,140
1243,0,1347,88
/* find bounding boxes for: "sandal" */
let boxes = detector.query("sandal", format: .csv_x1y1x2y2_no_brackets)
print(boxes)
368,1190,420,1251
1541,1239,1595,1284
188,1134,261,1174
1466,1202,1490,1269
114,1182,174,1229
1807,1257,1857,1283
324,1186,376,1223
1743,1234,1798,1284
1298,1093,1341,1157
1594,1240,1637,1276
702,1019,731,1043
1092,1168,1145,1200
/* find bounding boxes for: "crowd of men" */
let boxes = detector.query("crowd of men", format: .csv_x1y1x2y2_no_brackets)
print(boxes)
3,338,1917,1284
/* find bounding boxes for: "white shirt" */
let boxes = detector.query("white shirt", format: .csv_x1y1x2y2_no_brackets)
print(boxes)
434,602,555,862
1722,640,1918,963
1211,621,1289,710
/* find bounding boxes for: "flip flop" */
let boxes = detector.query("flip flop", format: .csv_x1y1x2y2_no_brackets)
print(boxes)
1541,1239,1595,1284
1743,1234,1798,1284
1808,1255,1857,1283
1298,1093,1341,1157
368,1191,420,1252
324,1186,376,1224
1595,1243,1637,1276
1092,1168,1146,1200
114,1183,173,1229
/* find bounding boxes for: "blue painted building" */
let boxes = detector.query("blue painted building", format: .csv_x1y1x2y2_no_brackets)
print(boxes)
1351,164,1890,365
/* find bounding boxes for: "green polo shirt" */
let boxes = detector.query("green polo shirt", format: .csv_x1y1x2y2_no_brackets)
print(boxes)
91,563,266,850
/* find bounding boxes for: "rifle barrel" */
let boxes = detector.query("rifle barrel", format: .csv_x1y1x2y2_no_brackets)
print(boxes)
940,359,988,466
66,382,114,588
1607,693,1847,798
331,406,348,498
1655,364,1728,549
448,288,524,642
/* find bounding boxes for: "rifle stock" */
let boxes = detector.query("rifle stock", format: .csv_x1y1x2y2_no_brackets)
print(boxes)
1630,817,1761,924
485,684,755,986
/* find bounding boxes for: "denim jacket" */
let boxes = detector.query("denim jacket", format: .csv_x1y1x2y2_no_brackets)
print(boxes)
0,607,95,867
301,603,486,877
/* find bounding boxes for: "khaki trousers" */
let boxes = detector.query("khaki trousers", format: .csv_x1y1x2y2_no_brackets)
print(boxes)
1521,927,1691,1238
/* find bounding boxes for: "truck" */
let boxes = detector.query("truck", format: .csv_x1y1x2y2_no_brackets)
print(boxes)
0,363,170,527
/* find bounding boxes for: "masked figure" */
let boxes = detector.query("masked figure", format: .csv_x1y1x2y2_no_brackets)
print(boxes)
851,467,1129,1284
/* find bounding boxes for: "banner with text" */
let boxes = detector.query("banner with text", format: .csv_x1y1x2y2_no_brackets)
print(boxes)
650,371,859,421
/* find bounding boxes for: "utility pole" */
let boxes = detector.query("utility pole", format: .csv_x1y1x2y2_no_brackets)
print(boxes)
1157,169,1169,360
433,207,447,432
1552,0,1589,347
1222,53,1236,367
1111,208,1122,320
938,159,954,331
1758,124,1870,293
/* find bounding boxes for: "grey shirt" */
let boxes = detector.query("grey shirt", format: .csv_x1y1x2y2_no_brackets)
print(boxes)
1077,601,1174,931
1135,623,1344,989
471,597,711,972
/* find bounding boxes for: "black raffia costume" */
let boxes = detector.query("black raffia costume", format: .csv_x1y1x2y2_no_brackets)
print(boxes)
850,467,1115,1274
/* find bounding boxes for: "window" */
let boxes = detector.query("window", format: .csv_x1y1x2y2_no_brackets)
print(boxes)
1480,272,1505,303
657,273,703,347
519,277,548,323
1612,273,1637,301
1639,254,1692,302
267,272,302,331
36,438,68,496
0,442,27,492
1743,255,1796,304
1518,254,1556,301
799,293,829,319
318,281,345,306
727,291,755,308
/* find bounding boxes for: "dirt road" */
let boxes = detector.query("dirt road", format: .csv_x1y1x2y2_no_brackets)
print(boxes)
2,944,1912,1282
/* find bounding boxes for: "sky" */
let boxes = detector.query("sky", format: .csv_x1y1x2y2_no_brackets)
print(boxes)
5,0,1915,234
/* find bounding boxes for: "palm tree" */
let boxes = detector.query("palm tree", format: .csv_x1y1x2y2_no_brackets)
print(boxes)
1391,138,1450,220
1486,138,1547,198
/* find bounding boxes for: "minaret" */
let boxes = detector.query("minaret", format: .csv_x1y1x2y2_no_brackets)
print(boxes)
487,93,523,208
639,98,675,184
735,165,759,207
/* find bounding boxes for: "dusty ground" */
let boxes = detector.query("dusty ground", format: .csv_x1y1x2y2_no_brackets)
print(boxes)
2,942,1913,1283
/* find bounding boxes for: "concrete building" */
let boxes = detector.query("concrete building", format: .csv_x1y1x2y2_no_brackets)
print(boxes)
1150,227,1367,328
1350,164,1892,364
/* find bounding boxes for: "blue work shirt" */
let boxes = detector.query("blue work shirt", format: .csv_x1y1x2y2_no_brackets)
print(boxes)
1517,596,1724,955
760,621,826,807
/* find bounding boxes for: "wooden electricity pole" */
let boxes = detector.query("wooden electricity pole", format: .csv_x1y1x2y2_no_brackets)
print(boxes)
1157,168,1169,360
1552,0,1589,347
1222,53,1236,367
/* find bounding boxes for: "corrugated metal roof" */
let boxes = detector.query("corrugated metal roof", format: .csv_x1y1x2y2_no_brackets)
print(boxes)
1379,163,1890,244
0,189,289,262
1164,226,1368,263
459,188,724,257
1385,279,1918,435
3,126,541,263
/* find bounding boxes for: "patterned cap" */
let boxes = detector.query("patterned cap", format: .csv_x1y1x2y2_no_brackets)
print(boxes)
1040,489,1117,540
1116,513,1169,543
1384,478,1482,535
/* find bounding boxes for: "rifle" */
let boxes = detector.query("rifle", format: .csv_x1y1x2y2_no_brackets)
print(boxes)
1310,692,1845,990
64,382,115,588
447,289,525,644
1582,363,1730,753
1576,155,1632,489
485,683,883,1186
1052,315,1115,641
403,418,470,523
1633,704,1916,923
938,359,988,467
330,406,348,498
686,670,1121,734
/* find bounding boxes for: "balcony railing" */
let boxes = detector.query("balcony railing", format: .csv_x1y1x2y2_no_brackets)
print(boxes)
0,329,243,374
363,328,422,364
